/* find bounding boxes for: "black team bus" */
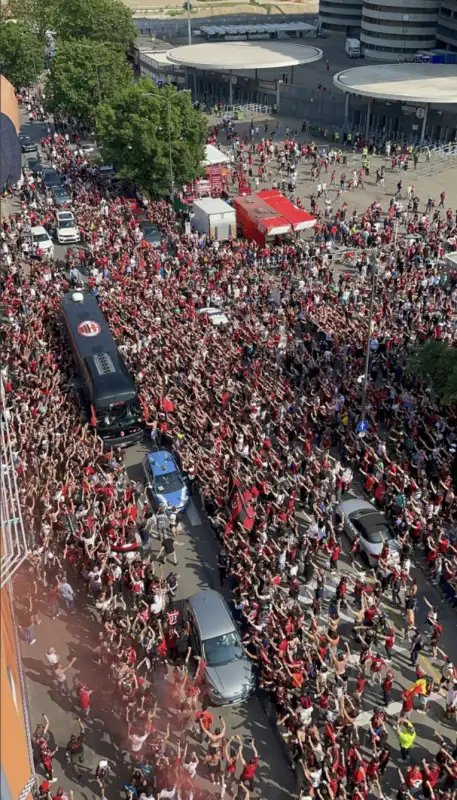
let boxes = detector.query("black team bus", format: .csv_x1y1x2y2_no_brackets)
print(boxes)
61,291,144,447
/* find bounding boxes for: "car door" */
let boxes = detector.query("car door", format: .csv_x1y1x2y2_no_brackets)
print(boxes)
186,607,202,659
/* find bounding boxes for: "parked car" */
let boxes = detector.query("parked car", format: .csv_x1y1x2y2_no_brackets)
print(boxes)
19,135,37,153
43,167,62,189
335,498,400,566
197,307,229,326
185,589,255,706
26,157,43,177
30,226,54,258
55,211,80,244
51,186,71,207
139,220,162,248
143,449,190,514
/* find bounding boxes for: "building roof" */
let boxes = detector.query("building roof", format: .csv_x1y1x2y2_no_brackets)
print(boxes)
167,41,322,72
333,63,457,104
199,22,317,36
193,197,234,214
257,189,315,231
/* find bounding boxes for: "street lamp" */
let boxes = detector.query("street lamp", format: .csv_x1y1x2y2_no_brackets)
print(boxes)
145,90,175,198
359,253,378,428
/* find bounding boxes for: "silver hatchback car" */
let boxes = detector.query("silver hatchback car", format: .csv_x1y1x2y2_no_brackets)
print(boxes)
185,589,255,706
335,498,401,567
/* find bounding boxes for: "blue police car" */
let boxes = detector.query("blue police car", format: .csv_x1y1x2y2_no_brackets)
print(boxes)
143,450,190,514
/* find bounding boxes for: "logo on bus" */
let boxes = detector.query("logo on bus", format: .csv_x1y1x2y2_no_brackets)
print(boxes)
77,320,101,337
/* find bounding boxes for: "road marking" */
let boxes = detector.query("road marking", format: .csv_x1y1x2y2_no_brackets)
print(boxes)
186,499,203,527
418,653,441,683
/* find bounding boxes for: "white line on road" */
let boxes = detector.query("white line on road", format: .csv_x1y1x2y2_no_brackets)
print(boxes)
186,499,203,527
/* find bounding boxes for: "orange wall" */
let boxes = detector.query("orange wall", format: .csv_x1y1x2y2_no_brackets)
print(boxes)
0,75,20,132
1,585,34,800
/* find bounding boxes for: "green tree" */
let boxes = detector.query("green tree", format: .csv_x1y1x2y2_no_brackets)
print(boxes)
53,0,136,48
95,79,207,197
409,339,457,405
45,39,133,122
5,0,58,43
0,22,44,89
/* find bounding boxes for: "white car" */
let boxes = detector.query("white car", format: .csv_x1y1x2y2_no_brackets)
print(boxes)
30,226,54,258
55,211,80,244
197,307,229,326
335,498,401,567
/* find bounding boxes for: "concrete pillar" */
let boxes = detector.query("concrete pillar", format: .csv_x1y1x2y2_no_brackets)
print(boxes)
420,103,429,145
193,68,197,99
290,65,294,84
276,80,281,111
229,70,233,106
365,97,371,139
344,92,350,130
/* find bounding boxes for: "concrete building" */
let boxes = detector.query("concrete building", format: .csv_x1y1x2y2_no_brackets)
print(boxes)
1,375,34,800
360,0,440,60
436,0,457,51
318,0,362,34
334,62,457,141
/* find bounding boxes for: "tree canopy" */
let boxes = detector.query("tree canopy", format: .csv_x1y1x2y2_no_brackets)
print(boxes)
5,0,57,42
6,0,136,48
95,80,207,197
0,22,44,89
45,39,133,122
53,0,136,48
409,339,457,405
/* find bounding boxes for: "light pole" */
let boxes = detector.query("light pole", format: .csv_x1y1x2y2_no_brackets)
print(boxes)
145,90,175,198
186,0,192,45
359,253,378,426
166,99,175,199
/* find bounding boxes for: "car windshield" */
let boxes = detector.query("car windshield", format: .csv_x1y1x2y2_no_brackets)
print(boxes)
33,233,49,243
54,189,68,197
154,469,183,494
59,219,74,228
350,511,393,545
203,631,243,666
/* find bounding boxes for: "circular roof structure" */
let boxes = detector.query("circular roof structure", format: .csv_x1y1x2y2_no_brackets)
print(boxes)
167,41,322,72
334,64,457,104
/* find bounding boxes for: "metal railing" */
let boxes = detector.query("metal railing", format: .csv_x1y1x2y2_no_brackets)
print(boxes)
214,103,272,117
0,375,29,588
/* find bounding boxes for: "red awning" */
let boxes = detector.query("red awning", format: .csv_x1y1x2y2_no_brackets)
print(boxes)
257,189,316,231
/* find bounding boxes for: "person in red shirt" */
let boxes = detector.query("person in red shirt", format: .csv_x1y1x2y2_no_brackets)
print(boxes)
78,682,93,718
195,705,213,744
239,738,259,790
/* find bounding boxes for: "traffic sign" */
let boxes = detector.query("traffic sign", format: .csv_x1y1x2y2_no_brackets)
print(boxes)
357,420,369,434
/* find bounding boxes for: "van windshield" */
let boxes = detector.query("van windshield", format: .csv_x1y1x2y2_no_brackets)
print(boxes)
203,631,243,666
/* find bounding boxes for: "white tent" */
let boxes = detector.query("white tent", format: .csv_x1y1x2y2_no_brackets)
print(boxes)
202,144,231,168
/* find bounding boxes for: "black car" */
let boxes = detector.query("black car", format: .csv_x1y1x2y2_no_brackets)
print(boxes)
19,135,37,153
26,157,43,177
42,167,62,189
139,220,162,248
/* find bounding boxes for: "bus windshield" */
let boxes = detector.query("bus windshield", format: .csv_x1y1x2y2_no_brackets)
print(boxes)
97,402,141,431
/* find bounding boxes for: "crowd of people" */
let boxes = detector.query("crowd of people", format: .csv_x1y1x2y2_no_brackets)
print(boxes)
2,91,457,800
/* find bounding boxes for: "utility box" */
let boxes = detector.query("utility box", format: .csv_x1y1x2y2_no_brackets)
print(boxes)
192,198,237,241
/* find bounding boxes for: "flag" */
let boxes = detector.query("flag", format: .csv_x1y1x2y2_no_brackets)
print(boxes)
230,486,256,532
406,678,426,696
162,397,175,413
90,404,97,427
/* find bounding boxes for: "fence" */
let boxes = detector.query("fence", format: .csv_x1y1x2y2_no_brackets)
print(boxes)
213,103,272,118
